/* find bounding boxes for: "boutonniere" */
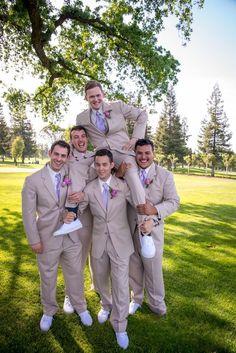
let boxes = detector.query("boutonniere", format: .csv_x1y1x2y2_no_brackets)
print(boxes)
109,186,119,198
104,109,112,118
144,178,153,188
61,175,72,187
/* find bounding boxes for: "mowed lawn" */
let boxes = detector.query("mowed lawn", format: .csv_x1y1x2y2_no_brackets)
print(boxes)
0,172,235,353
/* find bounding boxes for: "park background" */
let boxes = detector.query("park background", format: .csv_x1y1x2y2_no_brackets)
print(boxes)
0,0,236,352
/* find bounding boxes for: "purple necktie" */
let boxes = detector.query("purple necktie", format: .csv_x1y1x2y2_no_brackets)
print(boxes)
55,173,61,201
95,111,107,133
102,183,109,209
139,169,147,186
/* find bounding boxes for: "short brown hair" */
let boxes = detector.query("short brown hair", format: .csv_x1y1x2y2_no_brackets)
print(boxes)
70,125,88,140
50,140,70,156
84,80,104,94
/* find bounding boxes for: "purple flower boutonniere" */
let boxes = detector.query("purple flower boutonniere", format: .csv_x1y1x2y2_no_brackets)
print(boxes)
109,186,119,198
144,178,153,188
61,175,72,187
104,109,112,118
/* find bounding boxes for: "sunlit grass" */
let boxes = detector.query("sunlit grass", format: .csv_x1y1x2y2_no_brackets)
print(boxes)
0,172,235,353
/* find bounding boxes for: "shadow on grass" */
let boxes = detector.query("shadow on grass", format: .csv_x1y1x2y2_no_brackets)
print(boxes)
0,203,235,352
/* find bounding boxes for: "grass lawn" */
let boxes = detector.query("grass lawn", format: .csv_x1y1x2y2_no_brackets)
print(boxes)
0,172,235,353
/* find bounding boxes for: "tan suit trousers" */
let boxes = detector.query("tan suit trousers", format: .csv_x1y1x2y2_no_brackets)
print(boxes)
91,236,130,332
37,234,86,315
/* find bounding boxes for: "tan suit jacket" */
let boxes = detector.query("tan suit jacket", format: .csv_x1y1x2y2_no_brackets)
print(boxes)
128,162,180,314
22,164,86,315
79,175,134,259
22,164,79,251
66,148,96,268
76,101,147,154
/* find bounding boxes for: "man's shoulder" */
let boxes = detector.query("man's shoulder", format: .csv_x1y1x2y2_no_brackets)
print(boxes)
77,108,89,119
23,167,45,187
154,163,173,178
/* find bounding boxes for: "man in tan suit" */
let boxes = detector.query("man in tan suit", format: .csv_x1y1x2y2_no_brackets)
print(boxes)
122,139,180,316
78,149,134,350
62,126,97,313
22,140,93,332
76,80,147,217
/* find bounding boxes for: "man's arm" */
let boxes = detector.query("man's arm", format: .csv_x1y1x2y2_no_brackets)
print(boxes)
22,177,43,253
119,101,148,150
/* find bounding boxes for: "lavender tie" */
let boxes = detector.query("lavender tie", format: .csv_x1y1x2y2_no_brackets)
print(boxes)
139,169,147,186
95,111,107,133
102,183,109,209
55,173,61,201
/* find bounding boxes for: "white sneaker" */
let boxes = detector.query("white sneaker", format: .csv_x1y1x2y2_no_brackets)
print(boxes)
116,332,129,349
53,219,83,236
79,310,93,326
140,234,156,258
63,295,74,314
97,308,110,324
129,301,141,315
40,314,53,332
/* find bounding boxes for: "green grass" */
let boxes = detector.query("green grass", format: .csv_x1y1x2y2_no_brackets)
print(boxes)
0,172,235,353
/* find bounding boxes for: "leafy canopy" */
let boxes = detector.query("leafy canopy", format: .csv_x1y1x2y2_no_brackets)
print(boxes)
0,0,204,120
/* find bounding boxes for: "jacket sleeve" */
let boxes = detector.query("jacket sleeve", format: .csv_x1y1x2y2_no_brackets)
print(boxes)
21,177,41,245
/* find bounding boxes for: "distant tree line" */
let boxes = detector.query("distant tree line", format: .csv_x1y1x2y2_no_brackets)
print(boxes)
0,83,234,174
0,91,48,165
151,84,235,176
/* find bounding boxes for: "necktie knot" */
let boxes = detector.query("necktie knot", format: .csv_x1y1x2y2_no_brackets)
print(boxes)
102,183,109,209
139,169,147,186
95,111,107,133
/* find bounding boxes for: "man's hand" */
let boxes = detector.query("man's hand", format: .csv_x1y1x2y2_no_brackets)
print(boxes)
136,200,157,216
139,218,154,234
122,137,137,151
63,211,76,223
67,191,84,204
31,242,43,254
115,161,132,178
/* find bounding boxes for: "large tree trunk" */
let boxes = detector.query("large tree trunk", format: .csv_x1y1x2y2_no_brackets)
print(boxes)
211,165,215,177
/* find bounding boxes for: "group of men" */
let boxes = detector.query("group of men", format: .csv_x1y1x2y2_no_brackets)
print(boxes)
22,80,180,350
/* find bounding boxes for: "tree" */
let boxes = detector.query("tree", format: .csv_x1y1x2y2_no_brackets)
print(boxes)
154,86,189,165
222,153,235,174
198,84,232,177
201,153,215,176
5,89,37,163
0,0,204,120
168,153,178,172
0,103,10,160
183,155,191,175
11,136,25,165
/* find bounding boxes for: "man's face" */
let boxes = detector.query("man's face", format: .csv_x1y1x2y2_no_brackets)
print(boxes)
85,86,105,110
49,145,69,172
71,129,88,153
135,144,154,169
95,155,114,181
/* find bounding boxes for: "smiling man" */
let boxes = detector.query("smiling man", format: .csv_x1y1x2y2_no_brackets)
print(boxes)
76,80,148,228
127,139,180,316
78,149,134,350
22,140,92,332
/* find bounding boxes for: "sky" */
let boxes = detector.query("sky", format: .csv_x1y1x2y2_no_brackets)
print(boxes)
1,0,236,151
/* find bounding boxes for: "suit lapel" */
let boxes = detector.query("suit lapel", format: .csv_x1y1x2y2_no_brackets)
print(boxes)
41,165,57,202
93,179,107,212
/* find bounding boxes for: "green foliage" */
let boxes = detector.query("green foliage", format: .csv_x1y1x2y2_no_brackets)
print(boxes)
0,0,204,119
0,103,11,159
0,171,235,353
4,89,37,163
154,86,189,165
11,136,24,164
198,84,233,177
